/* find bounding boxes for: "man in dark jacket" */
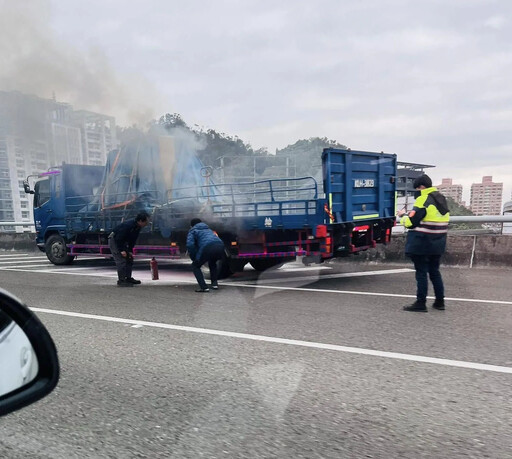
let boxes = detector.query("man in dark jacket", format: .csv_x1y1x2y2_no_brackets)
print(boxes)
108,211,150,287
186,218,225,292
397,175,450,312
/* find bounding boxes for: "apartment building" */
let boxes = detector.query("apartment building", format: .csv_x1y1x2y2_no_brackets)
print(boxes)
470,176,503,215
70,110,117,166
437,178,463,205
0,91,117,231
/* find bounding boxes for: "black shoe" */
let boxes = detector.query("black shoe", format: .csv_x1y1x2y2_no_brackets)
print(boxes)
403,301,427,312
117,280,133,287
211,283,219,290
432,299,445,310
127,277,142,285
195,288,210,293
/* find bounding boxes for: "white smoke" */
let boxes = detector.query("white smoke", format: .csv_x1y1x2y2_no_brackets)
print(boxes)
0,0,159,126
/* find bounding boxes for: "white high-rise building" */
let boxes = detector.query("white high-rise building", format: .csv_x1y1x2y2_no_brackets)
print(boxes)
0,90,118,231
70,110,117,166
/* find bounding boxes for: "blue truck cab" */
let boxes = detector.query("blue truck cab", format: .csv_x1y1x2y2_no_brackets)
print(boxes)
28,164,104,264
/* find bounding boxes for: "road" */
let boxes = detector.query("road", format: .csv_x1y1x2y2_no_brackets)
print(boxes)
0,253,511,458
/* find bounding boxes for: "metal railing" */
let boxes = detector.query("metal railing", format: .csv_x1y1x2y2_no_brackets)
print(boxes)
0,222,35,226
449,216,512,223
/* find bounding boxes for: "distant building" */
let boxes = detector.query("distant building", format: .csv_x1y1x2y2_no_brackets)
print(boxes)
70,110,117,166
396,161,435,212
470,176,503,215
437,178,463,205
0,90,118,231
504,199,512,235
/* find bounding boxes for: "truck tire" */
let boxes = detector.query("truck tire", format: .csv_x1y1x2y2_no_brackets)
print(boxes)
45,235,75,265
250,259,284,272
228,259,247,273
216,258,233,280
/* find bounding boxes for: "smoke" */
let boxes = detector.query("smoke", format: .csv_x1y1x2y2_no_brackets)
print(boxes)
0,0,159,126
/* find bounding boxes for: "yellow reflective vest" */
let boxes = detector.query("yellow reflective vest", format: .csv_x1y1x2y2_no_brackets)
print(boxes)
400,187,450,255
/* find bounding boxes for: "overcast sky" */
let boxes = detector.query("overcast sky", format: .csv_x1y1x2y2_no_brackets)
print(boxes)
1,0,511,204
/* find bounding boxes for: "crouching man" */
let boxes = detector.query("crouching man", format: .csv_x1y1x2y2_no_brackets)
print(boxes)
108,211,150,287
187,218,225,292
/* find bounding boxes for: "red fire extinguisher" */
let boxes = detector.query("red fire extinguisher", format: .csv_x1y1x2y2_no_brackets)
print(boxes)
150,257,159,280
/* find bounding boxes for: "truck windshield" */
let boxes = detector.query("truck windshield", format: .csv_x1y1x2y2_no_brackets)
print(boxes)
34,179,50,208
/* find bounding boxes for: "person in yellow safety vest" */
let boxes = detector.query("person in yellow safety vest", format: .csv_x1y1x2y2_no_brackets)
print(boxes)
397,174,450,312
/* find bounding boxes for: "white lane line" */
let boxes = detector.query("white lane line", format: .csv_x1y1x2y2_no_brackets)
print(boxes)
0,257,50,263
30,307,512,374
4,266,511,306
219,282,512,306
239,268,415,284
0,264,53,269
0,253,37,258
0,259,56,265
280,265,332,272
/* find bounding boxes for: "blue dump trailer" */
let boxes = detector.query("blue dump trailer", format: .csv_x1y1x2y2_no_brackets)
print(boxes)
25,147,397,277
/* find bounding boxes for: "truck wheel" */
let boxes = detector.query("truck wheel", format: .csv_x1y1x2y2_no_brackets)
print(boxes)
217,258,233,280
228,259,247,273
45,235,75,265
250,259,284,272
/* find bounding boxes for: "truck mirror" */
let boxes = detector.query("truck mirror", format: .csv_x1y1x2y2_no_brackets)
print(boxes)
23,180,34,195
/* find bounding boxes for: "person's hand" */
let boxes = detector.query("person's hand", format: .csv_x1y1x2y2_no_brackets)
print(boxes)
128,252,133,259
396,210,406,217
120,251,127,258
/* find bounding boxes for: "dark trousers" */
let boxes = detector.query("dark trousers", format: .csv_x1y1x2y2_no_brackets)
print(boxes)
192,244,225,289
410,254,444,303
109,237,133,281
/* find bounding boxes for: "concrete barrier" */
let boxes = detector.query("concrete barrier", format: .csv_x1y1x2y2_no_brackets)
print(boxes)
343,234,512,268
0,233,39,252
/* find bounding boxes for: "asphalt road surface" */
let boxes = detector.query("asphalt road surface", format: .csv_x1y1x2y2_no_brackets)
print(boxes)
0,253,511,458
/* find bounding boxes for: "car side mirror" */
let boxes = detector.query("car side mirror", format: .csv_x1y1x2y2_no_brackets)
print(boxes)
0,289,59,416
23,180,34,195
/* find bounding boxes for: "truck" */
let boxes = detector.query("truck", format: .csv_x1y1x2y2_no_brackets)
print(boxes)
24,140,397,278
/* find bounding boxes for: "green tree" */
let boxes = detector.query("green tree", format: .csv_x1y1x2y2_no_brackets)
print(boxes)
155,113,260,169
446,197,481,230
276,137,347,178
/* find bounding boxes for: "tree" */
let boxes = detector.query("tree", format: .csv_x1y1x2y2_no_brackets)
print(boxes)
276,137,347,178
154,113,260,169
446,197,481,230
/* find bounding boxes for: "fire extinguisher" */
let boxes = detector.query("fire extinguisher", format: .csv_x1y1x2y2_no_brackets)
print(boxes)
150,257,159,280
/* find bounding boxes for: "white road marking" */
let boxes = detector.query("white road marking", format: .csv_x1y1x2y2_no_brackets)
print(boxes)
219,281,512,306
280,265,332,272
30,307,512,374
3,265,511,306
0,266,119,277
0,257,50,264
239,268,415,284
0,264,53,269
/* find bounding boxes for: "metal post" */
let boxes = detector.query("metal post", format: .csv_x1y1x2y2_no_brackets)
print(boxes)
469,235,477,269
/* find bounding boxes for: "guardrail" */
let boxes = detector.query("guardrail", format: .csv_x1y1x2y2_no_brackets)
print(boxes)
449,216,512,223
1,215,511,229
0,222,35,227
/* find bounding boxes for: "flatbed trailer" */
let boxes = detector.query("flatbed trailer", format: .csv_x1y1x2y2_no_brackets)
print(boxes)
27,148,397,276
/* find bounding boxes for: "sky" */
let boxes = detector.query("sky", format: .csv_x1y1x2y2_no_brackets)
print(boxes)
1,0,511,204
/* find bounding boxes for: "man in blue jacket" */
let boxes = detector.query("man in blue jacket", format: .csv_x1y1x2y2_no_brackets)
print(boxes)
397,175,450,312
187,218,225,292
108,211,150,287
